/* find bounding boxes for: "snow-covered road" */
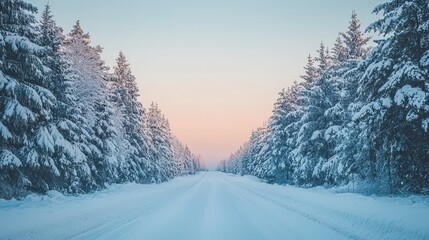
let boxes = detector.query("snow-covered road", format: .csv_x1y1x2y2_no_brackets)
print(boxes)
1,171,428,240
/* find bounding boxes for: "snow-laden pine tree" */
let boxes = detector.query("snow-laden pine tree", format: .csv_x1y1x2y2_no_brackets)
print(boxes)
91,97,121,184
258,83,302,183
63,22,108,127
171,136,200,175
319,11,372,186
250,126,276,181
0,0,61,198
292,70,335,185
146,103,177,182
221,146,245,174
247,126,270,179
63,21,125,189
353,0,429,193
36,5,96,193
110,51,152,182
170,137,187,174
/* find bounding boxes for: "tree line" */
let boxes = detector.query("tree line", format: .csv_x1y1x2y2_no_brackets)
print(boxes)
219,1,429,195
0,1,203,199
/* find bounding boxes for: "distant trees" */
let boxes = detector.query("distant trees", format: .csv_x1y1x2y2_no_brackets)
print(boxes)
0,2,201,199
219,5,429,195
146,102,176,182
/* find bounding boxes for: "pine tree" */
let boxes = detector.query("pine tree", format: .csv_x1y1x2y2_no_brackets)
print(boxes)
171,136,200,175
300,55,318,87
63,21,107,124
39,4,61,54
111,51,151,182
332,35,348,65
35,5,100,193
316,42,330,74
341,11,371,60
146,103,176,182
303,12,370,187
171,137,186,174
0,0,60,198
318,12,371,186
246,126,269,178
63,21,124,190
258,83,302,183
353,0,429,193
222,145,247,175
290,42,337,185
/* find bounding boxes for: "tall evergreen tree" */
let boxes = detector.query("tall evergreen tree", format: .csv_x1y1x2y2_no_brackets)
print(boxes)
146,103,176,182
354,0,429,193
0,0,59,197
36,5,97,193
63,21,107,124
264,84,302,183
320,12,371,186
63,21,124,190
111,51,151,182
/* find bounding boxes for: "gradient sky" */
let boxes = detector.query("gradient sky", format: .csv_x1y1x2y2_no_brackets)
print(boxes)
33,0,384,169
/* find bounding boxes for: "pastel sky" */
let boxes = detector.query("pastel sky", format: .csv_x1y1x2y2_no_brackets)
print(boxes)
33,0,384,169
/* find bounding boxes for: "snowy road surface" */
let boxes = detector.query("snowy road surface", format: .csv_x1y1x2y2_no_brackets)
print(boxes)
1,172,428,240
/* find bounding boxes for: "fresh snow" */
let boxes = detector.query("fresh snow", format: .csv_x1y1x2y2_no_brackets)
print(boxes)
1,171,428,240
4,35,45,54
394,85,426,109
0,150,22,167
0,121,12,140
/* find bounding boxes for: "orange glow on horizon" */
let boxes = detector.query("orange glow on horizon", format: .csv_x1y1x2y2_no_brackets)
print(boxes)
137,69,283,168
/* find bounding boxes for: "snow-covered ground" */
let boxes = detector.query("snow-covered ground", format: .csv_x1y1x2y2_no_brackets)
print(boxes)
1,171,428,240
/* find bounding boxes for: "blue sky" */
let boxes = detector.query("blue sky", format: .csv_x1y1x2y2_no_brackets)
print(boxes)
32,0,385,168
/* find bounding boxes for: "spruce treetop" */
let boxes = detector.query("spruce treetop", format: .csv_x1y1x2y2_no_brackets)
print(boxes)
68,20,91,44
332,34,347,64
39,4,63,53
341,11,371,59
300,54,318,86
316,42,330,73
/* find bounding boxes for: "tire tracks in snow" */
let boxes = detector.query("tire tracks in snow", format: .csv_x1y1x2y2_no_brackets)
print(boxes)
227,177,425,240
67,173,206,240
222,177,364,240
218,177,303,240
